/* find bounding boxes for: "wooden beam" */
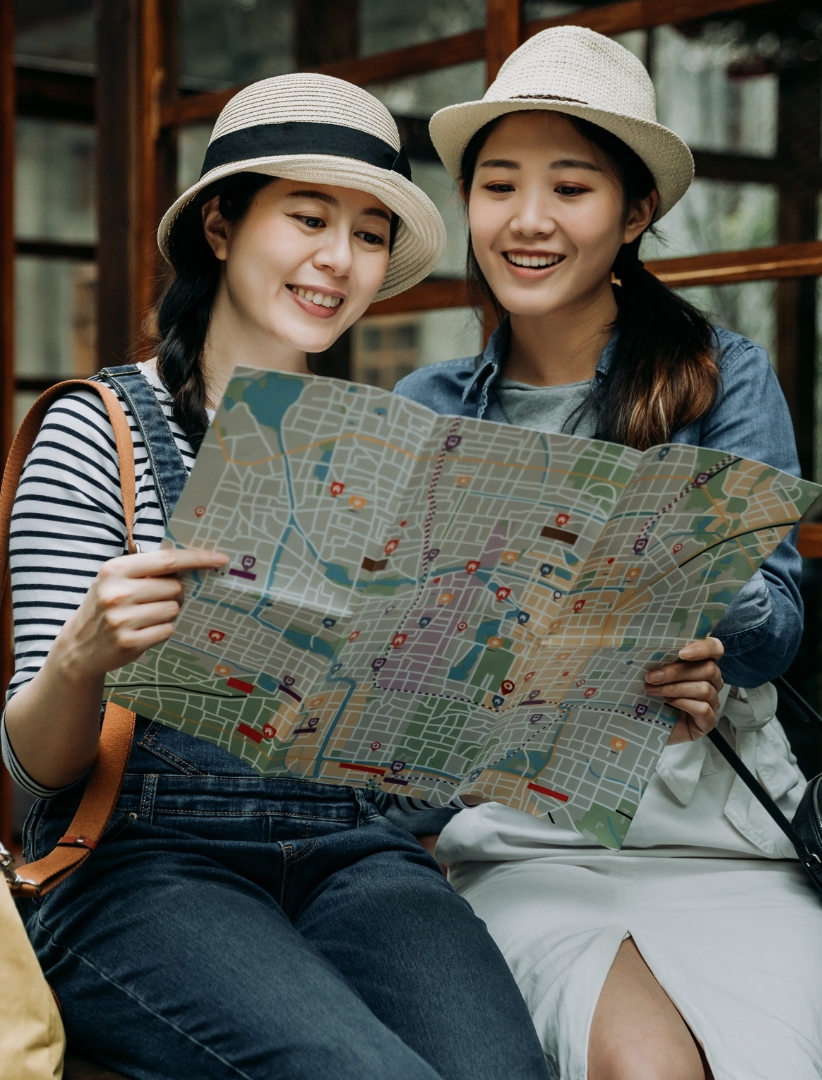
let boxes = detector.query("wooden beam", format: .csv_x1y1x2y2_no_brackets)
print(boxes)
0,0,15,850
646,241,822,288
15,239,96,261
366,278,471,317
136,0,164,323
153,0,180,250
295,0,358,68
95,0,165,369
692,150,795,187
1,1,14,463
486,0,521,85
15,66,95,123
161,29,486,128
368,241,822,318
525,0,777,39
774,61,821,483
14,376,63,393
95,0,137,368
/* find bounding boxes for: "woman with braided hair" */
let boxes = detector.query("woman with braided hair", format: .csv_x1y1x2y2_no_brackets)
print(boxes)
393,26,822,1080
3,74,551,1080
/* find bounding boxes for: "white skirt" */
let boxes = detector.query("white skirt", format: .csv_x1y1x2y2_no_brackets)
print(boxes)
439,718,822,1080
448,853,822,1080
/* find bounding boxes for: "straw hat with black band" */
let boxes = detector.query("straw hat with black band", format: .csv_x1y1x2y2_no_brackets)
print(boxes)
159,73,447,301
429,25,694,218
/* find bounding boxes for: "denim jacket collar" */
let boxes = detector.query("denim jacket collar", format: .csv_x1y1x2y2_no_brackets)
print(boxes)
463,316,619,419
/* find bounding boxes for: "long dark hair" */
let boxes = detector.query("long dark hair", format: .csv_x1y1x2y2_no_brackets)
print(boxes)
156,173,275,447
460,115,718,451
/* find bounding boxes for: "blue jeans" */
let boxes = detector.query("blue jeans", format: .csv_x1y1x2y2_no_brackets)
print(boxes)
21,720,549,1080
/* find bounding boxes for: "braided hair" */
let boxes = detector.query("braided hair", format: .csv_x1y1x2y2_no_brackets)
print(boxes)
156,173,274,449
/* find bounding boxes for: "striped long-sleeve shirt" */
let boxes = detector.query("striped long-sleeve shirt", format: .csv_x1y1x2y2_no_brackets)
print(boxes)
2,364,446,823
2,366,198,796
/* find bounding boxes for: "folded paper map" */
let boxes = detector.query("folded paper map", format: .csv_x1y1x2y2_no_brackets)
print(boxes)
107,368,820,848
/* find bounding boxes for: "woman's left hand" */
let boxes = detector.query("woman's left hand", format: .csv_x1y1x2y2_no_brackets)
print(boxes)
645,636,724,744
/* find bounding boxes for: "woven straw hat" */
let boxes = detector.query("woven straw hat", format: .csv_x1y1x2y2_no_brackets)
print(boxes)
158,73,446,301
429,26,694,217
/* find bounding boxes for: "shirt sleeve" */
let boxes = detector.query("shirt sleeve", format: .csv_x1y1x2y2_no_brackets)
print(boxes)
2,390,127,797
689,336,804,687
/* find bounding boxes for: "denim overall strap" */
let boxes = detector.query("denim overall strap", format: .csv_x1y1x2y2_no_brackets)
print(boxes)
92,364,188,525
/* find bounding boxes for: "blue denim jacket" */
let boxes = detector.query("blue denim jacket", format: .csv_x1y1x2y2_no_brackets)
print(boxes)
394,320,804,689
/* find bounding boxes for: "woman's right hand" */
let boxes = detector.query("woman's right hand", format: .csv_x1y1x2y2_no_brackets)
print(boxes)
56,547,228,678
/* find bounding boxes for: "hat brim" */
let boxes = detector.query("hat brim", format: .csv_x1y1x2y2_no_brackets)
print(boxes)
430,98,694,217
158,154,447,302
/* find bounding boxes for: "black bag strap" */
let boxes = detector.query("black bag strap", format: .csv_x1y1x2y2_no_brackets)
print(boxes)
773,675,821,726
707,729,808,855
707,678,822,896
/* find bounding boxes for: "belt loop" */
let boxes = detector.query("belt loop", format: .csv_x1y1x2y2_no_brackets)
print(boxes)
354,787,374,827
139,774,158,825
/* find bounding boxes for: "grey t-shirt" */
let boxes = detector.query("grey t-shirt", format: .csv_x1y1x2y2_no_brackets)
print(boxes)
496,376,599,438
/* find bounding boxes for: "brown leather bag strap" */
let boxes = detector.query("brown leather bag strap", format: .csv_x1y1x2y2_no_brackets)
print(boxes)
2,380,138,898
0,379,136,565
10,705,137,897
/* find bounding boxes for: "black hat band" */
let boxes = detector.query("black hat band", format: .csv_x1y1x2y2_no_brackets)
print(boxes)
201,121,412,182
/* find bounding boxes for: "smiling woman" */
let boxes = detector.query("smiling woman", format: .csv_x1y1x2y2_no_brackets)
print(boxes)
197,179,393,391
4,73,552,1080
393,25,822,1080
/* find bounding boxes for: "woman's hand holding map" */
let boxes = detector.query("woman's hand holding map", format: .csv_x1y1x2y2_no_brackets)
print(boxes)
4,547,227,790
64,548,229,675
645,636,725,744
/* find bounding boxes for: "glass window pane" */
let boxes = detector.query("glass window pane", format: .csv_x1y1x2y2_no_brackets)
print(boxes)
14,392,40,436
643,179,776,260
178,123,213,195
408,159,467,277
15,119,96,243
179,0,293,91
360,0,484,56
367,61,485,120
15,258,97,379
15,0,94,71
652,24,777,156
523,3,584,19
677,280,776,365
353,307,480,389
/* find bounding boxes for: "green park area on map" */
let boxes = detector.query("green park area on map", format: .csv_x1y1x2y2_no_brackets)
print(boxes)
106,367,820,849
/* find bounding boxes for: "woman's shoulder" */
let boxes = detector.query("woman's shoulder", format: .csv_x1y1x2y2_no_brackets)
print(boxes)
710,324,773,378
393,356,478,412
36,384,122,452
677,324,798,475
35,364,170,442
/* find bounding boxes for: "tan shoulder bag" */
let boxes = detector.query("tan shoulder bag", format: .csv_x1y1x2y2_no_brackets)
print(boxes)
1,379,137,897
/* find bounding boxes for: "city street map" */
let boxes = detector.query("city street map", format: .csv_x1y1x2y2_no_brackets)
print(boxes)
106,367,820,848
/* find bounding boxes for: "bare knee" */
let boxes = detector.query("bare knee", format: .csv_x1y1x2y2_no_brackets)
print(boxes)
588,939,710,1080
591,1039,707,1080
